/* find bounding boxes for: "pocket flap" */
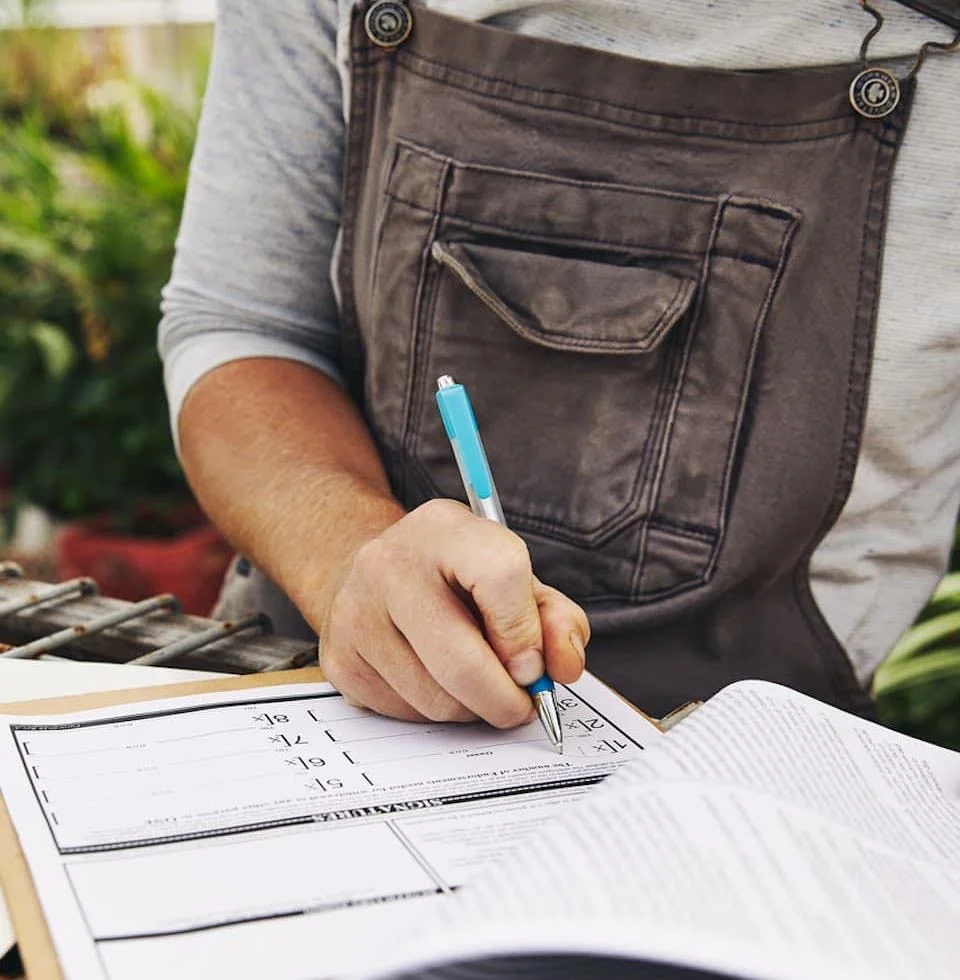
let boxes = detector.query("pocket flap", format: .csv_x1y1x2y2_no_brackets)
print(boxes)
431,240,696,355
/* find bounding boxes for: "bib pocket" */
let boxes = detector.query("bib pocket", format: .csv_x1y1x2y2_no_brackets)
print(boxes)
365,141,800,605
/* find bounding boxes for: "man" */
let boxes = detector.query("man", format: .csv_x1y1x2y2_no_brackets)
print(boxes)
160,0,960,724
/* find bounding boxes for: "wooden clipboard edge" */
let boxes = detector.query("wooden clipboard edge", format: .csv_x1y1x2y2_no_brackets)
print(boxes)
0,667,325,980
0,792,60,980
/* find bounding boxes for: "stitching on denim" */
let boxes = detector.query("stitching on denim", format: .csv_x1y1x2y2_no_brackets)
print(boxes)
399,63,855,148
406,269,445,481
396,63,856,146
397,51,854,136
727,195,803,221
633,195,726,598
626,323,688,560
791,135,895,707
401,159,450,463
631,279,697,353
337,25,378,407
430,242,531,347
506,500,720,549
434,242,695,354
705,211,801,583
367,141,403,335
711,251,778,270
392,143,809,263
394,137,719,205
387,193,704,259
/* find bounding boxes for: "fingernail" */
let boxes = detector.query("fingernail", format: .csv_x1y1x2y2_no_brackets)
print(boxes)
507,648,546,687
569,631,586,667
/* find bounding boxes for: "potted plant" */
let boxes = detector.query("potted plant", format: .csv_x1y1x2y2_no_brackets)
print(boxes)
0,20,230,613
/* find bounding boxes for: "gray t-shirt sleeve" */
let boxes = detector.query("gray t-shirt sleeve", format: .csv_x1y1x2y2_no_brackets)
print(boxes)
158,0,344,446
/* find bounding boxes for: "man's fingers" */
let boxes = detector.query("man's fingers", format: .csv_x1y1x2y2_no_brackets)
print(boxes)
366,616,480,724
321,642,429,723
387,577,537,729
322,585,479,724
427,502,544,686
534,577,589,685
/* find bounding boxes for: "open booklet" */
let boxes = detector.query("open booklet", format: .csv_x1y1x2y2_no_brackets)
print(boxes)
1,675,958,979
358,681,960,980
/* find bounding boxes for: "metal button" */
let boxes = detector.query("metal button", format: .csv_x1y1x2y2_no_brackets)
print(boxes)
365,0,413,49
849,67,901,119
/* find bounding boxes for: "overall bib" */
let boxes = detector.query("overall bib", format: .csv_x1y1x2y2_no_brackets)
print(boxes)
332,2,914,719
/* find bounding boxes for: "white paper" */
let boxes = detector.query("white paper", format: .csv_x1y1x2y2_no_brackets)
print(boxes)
0,660,227,706
0,659,228,960
358,681,960,980
0,673,659,979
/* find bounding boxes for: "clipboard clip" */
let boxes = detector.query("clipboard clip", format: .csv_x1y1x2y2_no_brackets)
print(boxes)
658,700,705,732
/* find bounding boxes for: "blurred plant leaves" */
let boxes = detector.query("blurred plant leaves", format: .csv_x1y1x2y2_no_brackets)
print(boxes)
0,18,204,531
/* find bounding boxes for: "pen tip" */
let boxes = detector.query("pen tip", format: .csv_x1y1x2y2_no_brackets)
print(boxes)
533,690,563,756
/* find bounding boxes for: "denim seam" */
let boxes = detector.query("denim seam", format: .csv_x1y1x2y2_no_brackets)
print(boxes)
386,195,705,259
791,131,895,709
633,195,726,598
704,209,802,583
401,159,451,467
432,242,695,354
396,51,856,138
394,137,719,204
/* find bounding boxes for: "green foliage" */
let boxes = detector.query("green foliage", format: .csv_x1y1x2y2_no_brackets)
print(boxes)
874,525,960,750
0,23,200,531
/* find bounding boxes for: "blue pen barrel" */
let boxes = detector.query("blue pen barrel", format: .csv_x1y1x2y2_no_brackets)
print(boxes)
527,674,555,695
436,375,562,751
435,379,506,524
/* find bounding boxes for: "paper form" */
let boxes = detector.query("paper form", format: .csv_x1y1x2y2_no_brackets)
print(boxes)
0,659,230,962
0,672,660,980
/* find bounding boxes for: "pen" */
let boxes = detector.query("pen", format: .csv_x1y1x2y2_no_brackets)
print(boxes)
435,375,564,754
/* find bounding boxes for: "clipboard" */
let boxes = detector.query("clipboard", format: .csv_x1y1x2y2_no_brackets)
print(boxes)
0,668,325,980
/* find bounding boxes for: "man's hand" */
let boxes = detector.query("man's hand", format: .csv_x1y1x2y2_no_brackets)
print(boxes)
318,499,589,727
179,360,587,730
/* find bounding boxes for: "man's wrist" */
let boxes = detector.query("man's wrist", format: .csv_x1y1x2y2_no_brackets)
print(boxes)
276,476,407,631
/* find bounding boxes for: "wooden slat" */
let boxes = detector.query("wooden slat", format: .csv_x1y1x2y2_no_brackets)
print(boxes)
0,578,316,674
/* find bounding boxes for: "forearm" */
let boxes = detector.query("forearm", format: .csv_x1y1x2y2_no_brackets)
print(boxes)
178,358,406,627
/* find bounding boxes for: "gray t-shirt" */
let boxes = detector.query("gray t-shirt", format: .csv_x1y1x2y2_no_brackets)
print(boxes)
159,0,960,683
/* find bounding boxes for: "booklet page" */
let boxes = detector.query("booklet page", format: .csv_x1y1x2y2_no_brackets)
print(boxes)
362,681,960,980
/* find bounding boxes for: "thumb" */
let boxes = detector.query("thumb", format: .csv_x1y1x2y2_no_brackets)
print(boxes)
452,527,546,687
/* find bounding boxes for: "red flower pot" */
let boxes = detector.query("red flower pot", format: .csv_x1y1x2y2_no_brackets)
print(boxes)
55,516,233,616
